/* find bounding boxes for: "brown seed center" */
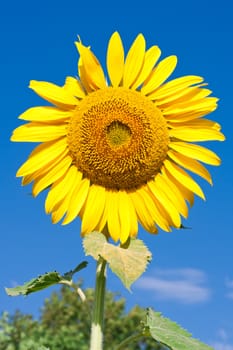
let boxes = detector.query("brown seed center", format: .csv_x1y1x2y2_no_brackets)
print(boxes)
67,87,169,190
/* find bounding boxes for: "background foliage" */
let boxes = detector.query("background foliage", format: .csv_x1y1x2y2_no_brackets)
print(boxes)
0,284,162,350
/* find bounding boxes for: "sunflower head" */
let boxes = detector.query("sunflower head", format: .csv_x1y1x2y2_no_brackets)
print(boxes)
11,32,225,243
67,87,169,190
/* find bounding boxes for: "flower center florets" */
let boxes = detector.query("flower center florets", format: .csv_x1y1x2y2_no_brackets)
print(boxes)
106,121,132,147
68,87,169,190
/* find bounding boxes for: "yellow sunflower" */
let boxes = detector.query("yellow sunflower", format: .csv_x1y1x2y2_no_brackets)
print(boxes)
11,32,225,243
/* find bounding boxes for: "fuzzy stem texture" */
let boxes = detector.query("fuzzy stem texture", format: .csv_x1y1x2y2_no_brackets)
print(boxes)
90,257,107,350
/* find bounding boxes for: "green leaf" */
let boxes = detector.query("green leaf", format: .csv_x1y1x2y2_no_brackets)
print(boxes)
83,232,152,290
5,261,88,296
62,261,88,280
145,308,213,350
5,271,62,296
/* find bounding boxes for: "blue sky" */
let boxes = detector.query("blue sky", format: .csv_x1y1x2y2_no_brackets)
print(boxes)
0,0,232,348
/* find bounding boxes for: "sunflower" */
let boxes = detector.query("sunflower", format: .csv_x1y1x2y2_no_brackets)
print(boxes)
11,32,225,243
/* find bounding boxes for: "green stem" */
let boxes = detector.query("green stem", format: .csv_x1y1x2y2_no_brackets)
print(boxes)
114,332,145,350
59,280,86,302
115,332,164,350
90,257,107,350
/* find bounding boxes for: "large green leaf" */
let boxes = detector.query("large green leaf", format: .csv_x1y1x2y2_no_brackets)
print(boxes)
5,261,88,296
145,308,213,350
5,272,62,296
83,232,152,289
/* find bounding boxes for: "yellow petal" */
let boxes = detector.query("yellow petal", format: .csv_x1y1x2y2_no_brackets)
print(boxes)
21,170,40,186
169,142,221,165
21,150,65,186
147,75,204,100
78,55,94,93
168,150,212,184
11,123,67,142
107,32,124,87
168,107,218,123
140,186,171,231
123,34,146,88
45,166,79,214
169,118,221,130
131,45,161,89
165,110,212,123
155,175,187,220
51,172,83,224
162,166,194,206
127,195,138,238
22,174,35,186
155,86,211,107
118,191,137,244
51,189,74,224
18,106,71,122
156,173,189,218
141,55,177,95
107,190,121,242
130,190,158,233
29,80,78,106
163,97,218,115
81,185,106,234
62,178,90,226
63,76,86,98
32,155,72,197
169,126,225,142
75,42,106,89
16,138,68,177
164,159,205,200
96,197,109,233
148,178,181,228
185,87,212,101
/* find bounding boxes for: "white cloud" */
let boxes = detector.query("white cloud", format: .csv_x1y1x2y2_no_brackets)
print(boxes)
212,327,233,349
135,268,211,304
217,328,229,342
210,327,233,350
225,278,233,299
226,279,233,289
211,342,233,350
226,292,233,300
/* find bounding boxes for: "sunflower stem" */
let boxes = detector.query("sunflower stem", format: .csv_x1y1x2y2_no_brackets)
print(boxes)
90,256,107,350
114,332,145,350
114,333,163,350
